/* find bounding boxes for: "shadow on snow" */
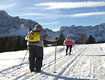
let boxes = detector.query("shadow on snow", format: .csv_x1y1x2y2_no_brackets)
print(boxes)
85,55,105,56
40,71,89,80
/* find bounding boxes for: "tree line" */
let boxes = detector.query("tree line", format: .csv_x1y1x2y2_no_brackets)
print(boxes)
0,36,27,53
56,33,105,45
0,33,105,53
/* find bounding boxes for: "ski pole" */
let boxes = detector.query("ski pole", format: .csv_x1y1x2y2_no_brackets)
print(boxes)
54,43,57,73
72,45,77,54
18,48,28,69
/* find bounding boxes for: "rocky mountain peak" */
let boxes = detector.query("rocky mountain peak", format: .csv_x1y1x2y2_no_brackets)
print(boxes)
0,10,9,18
0,10,38,36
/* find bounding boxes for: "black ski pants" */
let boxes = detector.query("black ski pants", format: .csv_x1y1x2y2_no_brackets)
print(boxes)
28,45,43,71
66,45,72,55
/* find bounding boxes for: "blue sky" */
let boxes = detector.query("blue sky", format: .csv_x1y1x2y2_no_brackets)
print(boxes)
0,0,105,31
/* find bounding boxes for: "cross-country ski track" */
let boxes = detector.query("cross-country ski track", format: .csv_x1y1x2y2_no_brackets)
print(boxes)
0,44,105,80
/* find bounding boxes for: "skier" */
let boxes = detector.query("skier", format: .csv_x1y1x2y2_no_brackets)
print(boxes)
25,24,57,72
63,35,75,55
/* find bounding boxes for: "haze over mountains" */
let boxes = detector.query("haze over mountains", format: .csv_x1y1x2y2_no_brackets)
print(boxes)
0,10,38,37
0,10,105,42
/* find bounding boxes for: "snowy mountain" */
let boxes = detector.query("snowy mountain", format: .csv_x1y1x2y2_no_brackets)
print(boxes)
45,23,105,42
0,44,105,80
0,10,105,42
0,10,38,37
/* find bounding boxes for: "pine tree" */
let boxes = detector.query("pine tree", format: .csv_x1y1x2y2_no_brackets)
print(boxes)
86,35,96,44
78,33,87,44
57,33,65,45
0,36,27,52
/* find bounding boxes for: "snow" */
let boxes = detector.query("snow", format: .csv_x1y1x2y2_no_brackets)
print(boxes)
0,44,105,80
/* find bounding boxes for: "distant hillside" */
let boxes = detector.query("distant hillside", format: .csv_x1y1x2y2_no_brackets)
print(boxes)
45,23,105,42
0,10,38,36
0,10,105,42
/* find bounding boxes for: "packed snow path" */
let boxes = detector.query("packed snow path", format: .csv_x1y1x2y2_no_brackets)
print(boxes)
0,44,105,80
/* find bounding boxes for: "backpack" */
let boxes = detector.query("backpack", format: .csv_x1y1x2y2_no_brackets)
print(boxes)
26,31,40,42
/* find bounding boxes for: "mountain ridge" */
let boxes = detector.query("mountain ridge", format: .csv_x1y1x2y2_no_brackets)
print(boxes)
45,23,105,42
0,10,105,42
0,10,38,36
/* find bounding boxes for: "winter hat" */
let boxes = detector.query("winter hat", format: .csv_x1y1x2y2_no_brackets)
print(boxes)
67,35,70,38
34,24,42,30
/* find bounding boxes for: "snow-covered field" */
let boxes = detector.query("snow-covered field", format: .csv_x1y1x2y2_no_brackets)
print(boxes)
0,44,105,80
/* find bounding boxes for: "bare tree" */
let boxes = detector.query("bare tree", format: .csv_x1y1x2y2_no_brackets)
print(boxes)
78,33,87,44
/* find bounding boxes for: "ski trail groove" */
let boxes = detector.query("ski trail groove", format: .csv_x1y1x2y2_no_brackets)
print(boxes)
62,47,88,78
26,55,71,80
29,46,86,80
0,47,64,79
22,47,77,80
19,55,68,79
14,55,65,80
53,47,87,80
0,48,63,74
13,47,66,80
